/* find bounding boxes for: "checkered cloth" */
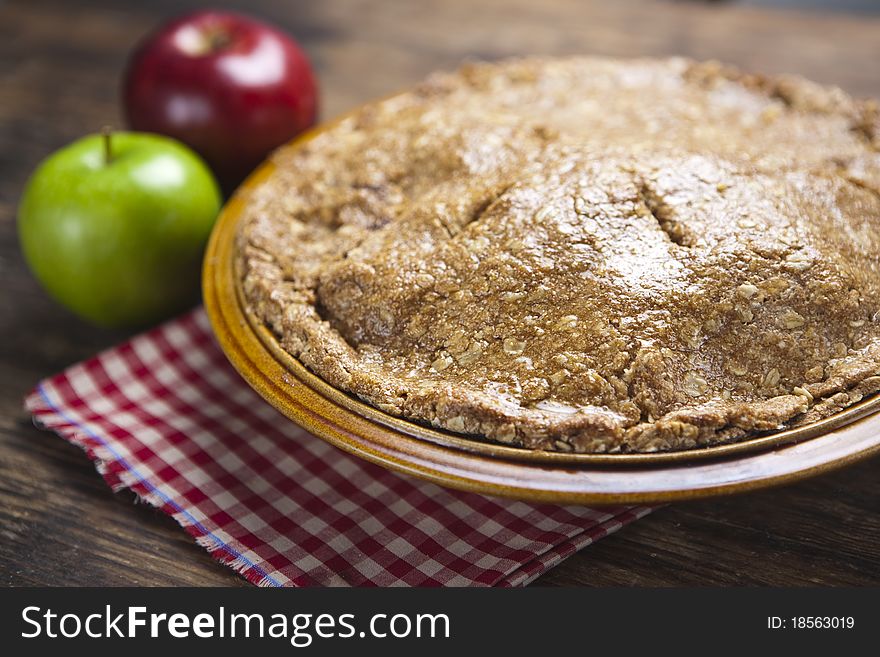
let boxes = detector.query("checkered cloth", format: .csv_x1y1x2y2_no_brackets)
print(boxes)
24,308,650,586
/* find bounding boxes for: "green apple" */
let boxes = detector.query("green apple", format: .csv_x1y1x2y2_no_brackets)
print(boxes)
18,131,221,328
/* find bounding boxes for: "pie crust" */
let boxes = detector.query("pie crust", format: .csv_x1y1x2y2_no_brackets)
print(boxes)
238,57,880,452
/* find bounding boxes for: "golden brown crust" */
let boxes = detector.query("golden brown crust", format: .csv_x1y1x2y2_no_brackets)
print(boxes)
238,56,880,453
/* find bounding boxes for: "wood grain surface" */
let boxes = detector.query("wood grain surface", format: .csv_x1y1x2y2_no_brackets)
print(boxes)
1,0,878,586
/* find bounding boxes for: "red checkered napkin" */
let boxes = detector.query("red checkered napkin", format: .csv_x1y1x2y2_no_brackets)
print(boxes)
25,309,650,587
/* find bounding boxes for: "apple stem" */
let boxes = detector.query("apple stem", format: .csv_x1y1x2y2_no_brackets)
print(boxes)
102,125,113,166
209,30,232,51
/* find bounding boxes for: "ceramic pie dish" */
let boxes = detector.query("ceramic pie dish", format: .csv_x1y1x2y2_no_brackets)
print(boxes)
204,59,880,504
203,137,880,506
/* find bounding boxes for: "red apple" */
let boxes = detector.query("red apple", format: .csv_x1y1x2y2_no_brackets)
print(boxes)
123,10,318,192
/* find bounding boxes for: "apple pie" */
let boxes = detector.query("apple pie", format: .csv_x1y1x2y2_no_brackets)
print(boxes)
237,57,880,452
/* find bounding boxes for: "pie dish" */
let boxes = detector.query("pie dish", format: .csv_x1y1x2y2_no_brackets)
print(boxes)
235,56,880,454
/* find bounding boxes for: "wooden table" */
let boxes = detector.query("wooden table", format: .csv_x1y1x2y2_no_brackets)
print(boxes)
1,0,879,587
